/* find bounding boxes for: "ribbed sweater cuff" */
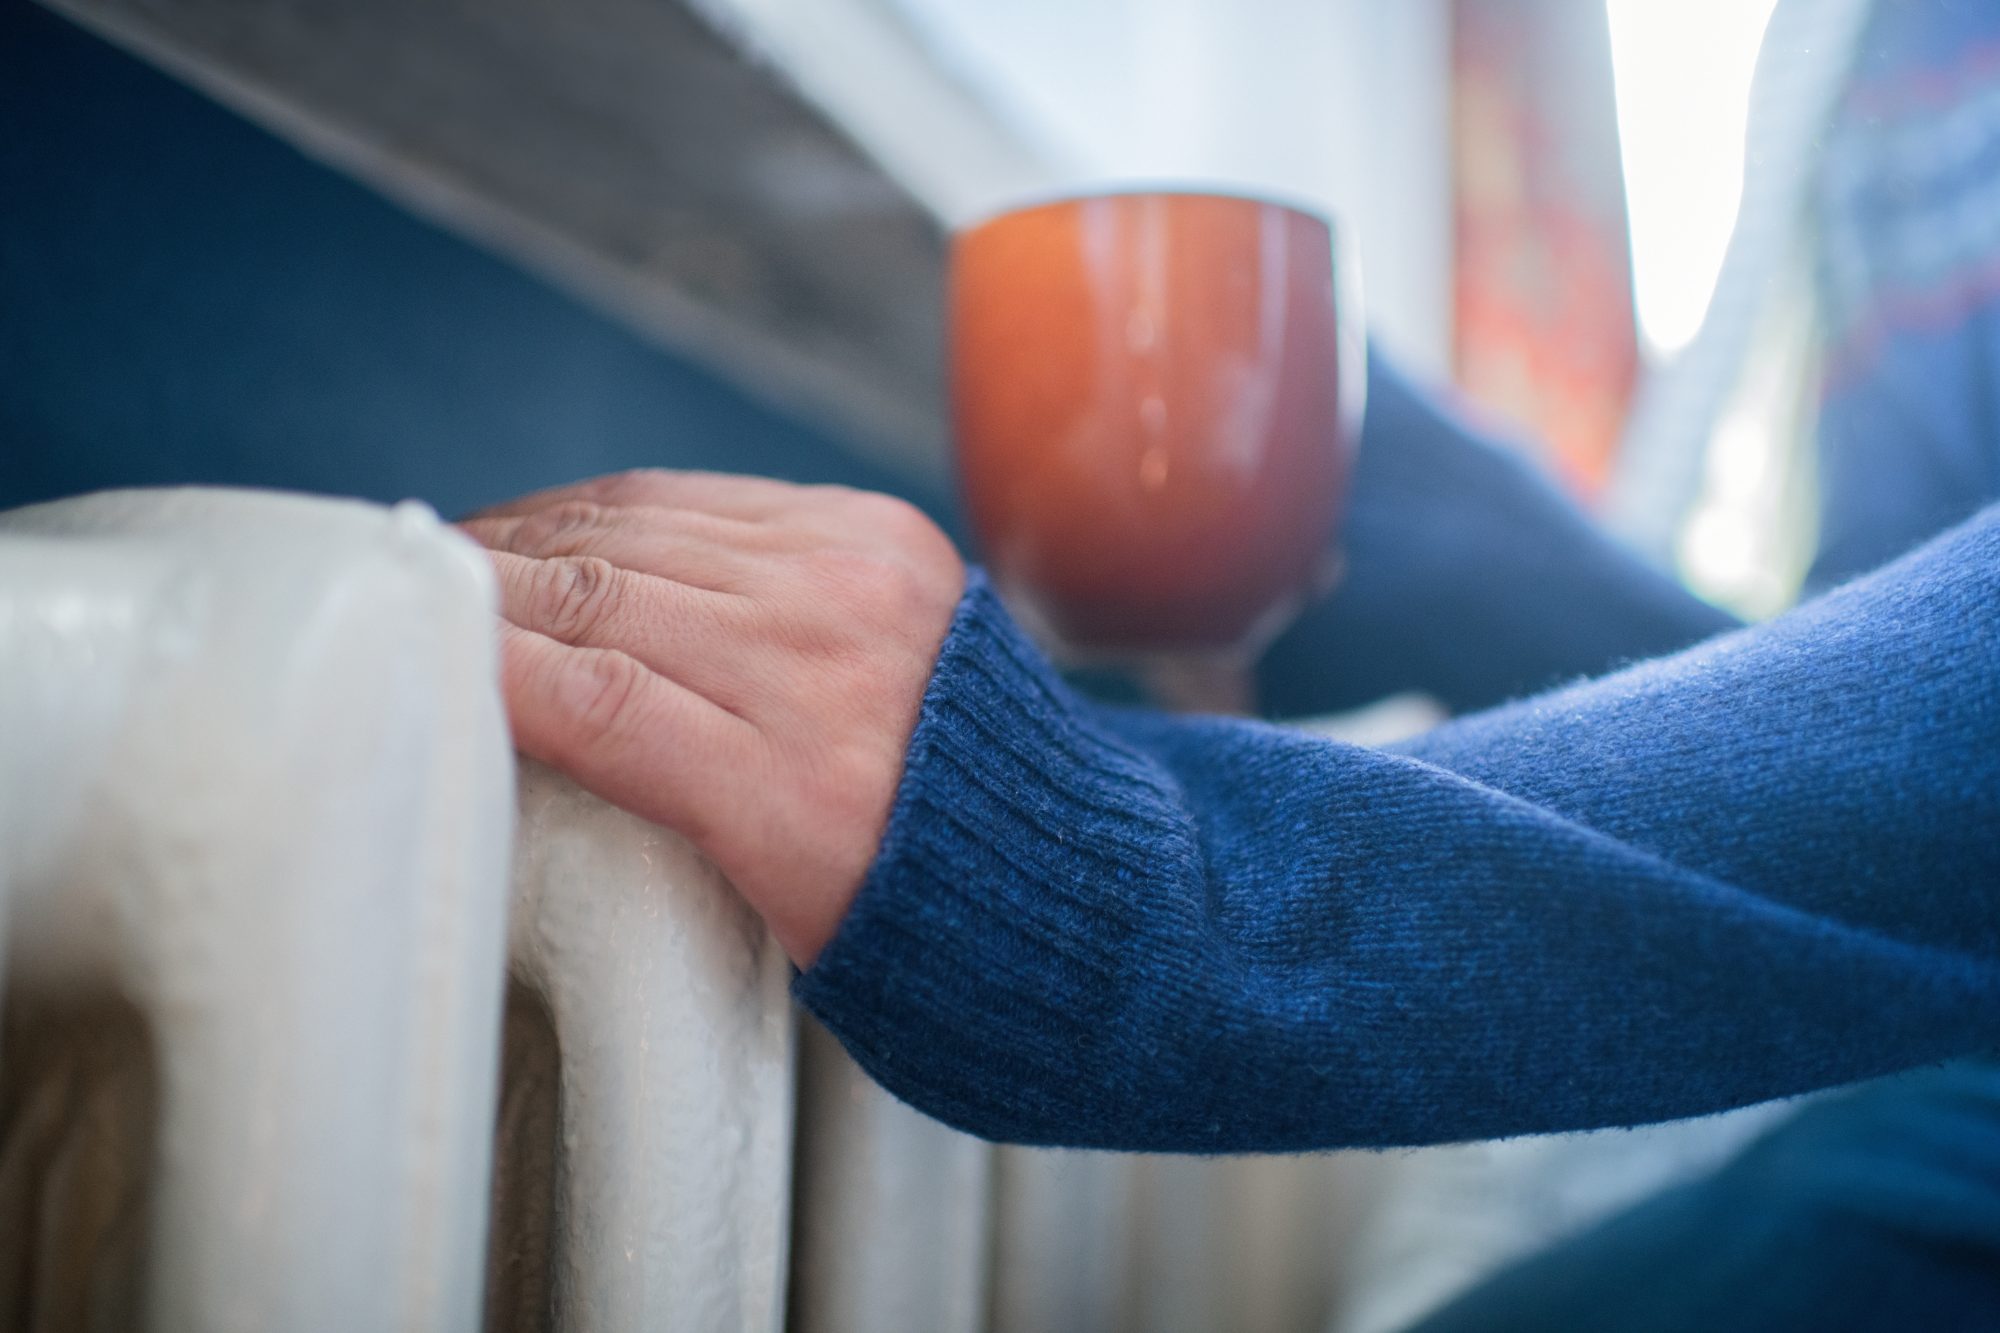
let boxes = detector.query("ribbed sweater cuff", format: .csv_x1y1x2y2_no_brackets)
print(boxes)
794,570,1187,1142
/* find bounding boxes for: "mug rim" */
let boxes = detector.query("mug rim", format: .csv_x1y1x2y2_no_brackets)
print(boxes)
956,183,1339,236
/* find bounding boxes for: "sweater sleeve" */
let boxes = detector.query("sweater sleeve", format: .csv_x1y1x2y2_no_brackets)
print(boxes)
795,504,2000,1154
1256,355,1739,718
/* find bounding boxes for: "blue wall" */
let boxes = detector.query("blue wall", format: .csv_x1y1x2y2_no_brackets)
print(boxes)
0,1,951,524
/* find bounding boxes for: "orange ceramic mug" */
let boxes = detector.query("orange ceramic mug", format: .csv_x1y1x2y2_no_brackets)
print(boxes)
951,190,1365,666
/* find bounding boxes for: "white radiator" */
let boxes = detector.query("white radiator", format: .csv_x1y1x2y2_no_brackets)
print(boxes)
0,488,1365,1333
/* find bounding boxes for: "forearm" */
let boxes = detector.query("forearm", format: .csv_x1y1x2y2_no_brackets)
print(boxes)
799,506,2000,1152
1258,357,1738,717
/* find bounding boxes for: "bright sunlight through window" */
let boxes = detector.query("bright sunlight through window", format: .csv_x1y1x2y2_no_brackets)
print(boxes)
1607,0,1779,360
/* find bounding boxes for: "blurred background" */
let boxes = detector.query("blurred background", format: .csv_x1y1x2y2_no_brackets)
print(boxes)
1,0,1811,617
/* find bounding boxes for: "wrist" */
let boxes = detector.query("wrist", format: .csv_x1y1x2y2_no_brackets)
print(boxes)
794,570,1180,1137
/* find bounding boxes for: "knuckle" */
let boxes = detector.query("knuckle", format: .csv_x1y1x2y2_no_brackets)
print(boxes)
851,491,939,546
832,492,962,599
533,555,623,640
514,499,609,555
874,558,936,625
590,468,673,506
799,546,944,649
559,648,650,743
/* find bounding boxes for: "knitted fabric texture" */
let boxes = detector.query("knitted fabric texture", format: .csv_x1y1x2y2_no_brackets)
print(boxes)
798,508,2000,1153
1256,358,1740,719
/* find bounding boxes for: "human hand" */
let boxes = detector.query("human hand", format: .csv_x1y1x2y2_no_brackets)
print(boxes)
460,471,966,966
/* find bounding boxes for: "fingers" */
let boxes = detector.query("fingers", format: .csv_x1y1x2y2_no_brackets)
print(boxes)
485,550,752,704
498,621,752,843
465,467,968,970
465,469,802,524
462,472,955,583
460,501,801,593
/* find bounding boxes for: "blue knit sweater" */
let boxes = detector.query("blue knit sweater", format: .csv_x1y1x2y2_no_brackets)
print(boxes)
798,504,1999,1152
798,0,2000,1154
